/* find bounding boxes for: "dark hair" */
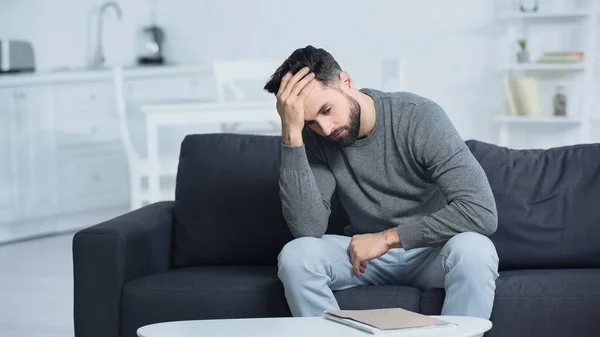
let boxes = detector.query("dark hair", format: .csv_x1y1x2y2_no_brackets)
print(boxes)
263,45,342,94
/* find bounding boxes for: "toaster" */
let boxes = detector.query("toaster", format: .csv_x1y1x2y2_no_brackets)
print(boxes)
0,40,35,73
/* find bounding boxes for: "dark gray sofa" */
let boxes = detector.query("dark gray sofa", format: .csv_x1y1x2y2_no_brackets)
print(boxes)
73,133,600,337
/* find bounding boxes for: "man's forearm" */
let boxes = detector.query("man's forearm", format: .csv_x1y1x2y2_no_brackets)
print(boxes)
279,132,336,238
395,153,498,250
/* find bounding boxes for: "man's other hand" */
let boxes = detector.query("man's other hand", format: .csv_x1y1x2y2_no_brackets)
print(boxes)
347,228,401,276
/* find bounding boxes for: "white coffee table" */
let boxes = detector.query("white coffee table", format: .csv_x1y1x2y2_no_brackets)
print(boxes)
137,315,492,337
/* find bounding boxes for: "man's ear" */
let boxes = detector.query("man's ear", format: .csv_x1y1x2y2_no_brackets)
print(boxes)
338,71,353,90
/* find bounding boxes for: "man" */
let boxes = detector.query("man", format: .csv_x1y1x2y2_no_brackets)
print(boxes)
263,45,499,329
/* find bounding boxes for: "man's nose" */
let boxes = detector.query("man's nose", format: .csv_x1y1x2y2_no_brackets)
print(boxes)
317,120,333,136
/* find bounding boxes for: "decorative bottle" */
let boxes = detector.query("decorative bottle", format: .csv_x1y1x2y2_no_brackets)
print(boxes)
553,85,567,116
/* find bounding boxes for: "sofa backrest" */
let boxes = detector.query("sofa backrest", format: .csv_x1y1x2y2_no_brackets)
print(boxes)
172,133,348,268
466,140,600,271
172,134,600,271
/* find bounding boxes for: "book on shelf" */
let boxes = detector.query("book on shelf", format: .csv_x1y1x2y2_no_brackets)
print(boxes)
504,76,542,116
537,51,584,63
323,308,456,334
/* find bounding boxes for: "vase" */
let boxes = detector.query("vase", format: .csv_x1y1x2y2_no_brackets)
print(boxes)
517,50,530,63
519,0,539,12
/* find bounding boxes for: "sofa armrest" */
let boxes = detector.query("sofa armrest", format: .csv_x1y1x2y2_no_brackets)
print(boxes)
72,201,174,337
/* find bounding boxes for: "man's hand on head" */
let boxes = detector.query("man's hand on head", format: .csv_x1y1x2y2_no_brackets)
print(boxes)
276,67,316,146
347,227,402,277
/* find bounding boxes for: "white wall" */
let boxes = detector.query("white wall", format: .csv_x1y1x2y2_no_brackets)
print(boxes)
0,0,505,143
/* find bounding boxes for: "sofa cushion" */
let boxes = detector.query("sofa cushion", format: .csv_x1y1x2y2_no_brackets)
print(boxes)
420,269,600,337
335,285,421,312
466,140,600,270
491,269,600,337
121,266,291,337
172,133,349,268
121,266,422,337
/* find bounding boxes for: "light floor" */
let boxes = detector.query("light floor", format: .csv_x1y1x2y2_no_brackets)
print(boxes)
0,207,127,337
0,233,75,337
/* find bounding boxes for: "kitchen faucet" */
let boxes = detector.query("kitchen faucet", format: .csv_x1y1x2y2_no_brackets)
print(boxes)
90,1,123,69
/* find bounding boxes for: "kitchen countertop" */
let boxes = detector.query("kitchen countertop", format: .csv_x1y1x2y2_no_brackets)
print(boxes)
0,63,213,87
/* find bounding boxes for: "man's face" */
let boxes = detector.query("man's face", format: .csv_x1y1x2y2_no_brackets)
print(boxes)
303,81,361,147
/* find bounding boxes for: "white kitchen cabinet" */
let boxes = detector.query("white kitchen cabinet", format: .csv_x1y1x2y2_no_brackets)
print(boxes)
0,89,15,224
52,81,129,215
53,81,120,147
56,143,128,215
0,64,217,234
10,86,58,220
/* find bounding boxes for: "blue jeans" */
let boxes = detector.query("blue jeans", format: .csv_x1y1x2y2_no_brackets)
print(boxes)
277,232,499,335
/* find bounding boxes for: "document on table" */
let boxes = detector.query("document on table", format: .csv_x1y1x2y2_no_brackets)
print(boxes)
323,308,456,335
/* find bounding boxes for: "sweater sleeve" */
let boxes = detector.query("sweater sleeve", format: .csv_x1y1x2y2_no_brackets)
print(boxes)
279,138,337,238
397,101,498,250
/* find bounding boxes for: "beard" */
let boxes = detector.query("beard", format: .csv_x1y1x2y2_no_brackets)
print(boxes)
328,93,361,147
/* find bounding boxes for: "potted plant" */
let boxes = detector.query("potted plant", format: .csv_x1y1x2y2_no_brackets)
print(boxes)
517,39,529,63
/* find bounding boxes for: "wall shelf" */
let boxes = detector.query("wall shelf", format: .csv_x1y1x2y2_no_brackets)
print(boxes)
502,63,586,71
500,10,591,20
498,0,598,148
495,115,583,124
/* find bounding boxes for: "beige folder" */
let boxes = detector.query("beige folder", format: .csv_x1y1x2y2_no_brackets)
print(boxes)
324,308,453,334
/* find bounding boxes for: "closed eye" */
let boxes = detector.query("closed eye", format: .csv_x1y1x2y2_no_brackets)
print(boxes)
305,104,331,126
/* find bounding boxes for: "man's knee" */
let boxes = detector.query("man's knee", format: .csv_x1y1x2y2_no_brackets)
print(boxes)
442,232,499,272
277,237,326,278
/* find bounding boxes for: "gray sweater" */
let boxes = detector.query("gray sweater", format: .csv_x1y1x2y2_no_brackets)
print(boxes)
279,88,497,250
